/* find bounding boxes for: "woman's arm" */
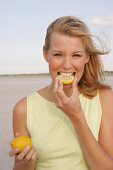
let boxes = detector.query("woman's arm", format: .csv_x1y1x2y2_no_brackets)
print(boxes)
9,98,37,170
72,100,113,170
53,78,113,170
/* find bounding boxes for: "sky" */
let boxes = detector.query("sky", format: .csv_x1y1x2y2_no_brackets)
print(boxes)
0,0,113,75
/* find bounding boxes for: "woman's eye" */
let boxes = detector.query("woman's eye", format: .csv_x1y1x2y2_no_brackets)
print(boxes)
54,53,62,56
73,54,81,57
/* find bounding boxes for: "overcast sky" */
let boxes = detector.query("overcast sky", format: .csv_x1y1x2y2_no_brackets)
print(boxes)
0,0,113,74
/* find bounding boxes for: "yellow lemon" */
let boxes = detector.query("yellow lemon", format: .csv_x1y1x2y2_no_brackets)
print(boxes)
10,136,32,153
57,74,74,85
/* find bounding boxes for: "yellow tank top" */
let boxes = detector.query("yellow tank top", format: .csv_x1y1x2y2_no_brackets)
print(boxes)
27,92,102,170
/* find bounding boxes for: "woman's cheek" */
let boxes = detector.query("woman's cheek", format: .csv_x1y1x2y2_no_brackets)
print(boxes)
74,60,84,70
49,58,61,70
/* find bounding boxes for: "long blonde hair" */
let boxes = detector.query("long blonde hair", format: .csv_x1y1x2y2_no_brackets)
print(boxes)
43,16,111,98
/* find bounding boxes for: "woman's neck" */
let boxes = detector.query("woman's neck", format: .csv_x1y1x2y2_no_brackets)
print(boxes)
38,82,80,103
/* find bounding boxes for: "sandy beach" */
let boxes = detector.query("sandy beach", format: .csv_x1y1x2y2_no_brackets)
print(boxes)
0,74,113,170
0,74,51,170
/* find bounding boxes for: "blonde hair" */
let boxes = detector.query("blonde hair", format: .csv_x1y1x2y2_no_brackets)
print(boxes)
43,16,111,98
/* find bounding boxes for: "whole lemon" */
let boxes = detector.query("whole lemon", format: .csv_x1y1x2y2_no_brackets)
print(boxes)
10,136,32,153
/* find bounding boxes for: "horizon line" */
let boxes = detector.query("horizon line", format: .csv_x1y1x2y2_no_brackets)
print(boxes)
0,71,113,77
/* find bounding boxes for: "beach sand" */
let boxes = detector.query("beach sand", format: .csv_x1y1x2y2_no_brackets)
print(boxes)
0,74,113,170
0,75,51,170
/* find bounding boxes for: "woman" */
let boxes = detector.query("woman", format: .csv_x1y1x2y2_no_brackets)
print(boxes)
9,16,113,170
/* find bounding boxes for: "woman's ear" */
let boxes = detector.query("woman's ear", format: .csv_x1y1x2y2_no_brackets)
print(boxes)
43,49,49,62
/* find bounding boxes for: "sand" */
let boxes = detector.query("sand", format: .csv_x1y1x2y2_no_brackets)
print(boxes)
0,75,51,170
0,74,113,170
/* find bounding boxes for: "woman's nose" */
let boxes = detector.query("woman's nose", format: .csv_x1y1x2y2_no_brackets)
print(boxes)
62,58,72,69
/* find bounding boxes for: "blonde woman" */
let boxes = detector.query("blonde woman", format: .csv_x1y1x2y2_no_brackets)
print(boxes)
9,16,113,170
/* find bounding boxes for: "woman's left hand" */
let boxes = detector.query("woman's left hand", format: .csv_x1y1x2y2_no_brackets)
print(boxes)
52,77,83,123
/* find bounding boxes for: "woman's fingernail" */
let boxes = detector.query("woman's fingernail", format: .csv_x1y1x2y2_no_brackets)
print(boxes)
15,132,20,136
16,148,19,152
25,145,30,150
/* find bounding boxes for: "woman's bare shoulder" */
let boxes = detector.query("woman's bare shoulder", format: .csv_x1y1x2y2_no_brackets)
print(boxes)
99,88,113,116
13,97,30,137
99,88,113,103
13,97,27,115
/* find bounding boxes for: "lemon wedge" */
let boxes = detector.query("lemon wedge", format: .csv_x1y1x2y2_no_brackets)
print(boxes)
57,74,74,84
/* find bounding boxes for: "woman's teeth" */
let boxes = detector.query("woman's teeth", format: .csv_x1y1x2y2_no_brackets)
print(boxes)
58,72,76,76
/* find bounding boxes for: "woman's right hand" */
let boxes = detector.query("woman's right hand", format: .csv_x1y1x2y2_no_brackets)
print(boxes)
9,146,37,170
9,132,37,170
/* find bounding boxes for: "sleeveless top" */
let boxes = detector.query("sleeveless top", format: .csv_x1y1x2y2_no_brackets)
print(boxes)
27,92,102,170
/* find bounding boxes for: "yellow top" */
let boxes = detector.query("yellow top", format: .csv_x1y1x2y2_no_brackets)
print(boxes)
27,92,102,170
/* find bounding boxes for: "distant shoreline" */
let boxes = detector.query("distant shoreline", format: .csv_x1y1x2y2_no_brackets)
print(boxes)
0,71,113,77
0,73,50,77
104,71,113,76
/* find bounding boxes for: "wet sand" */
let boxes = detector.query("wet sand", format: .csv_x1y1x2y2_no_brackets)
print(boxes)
0,74,113,170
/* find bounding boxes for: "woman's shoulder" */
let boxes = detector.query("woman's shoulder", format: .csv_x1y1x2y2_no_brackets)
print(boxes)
99,88,113,116
99,88,113,101
13,97,27,117
13,97,31,137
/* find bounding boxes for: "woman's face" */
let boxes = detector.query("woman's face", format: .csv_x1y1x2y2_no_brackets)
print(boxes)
44,32,89,87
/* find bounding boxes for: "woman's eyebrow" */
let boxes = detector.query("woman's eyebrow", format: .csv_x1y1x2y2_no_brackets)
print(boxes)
73,51,85,54
51,50,85,54
51,50,84,52
51,50,63,53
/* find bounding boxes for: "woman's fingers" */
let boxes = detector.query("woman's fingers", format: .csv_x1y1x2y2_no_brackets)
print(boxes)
72,76,78,94
53,78,62,105
17,146,37,161
26,147,36,160
9,146,37,166
26,148,37,160
53,77,59,92
53,78,66,99
9,148,19,157
56,80,68,101
17,146,30,160
53,78,67,107
31,151,37,160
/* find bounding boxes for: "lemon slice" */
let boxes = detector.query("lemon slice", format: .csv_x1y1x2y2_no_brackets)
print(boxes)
57,74,74,84
10,136,32,153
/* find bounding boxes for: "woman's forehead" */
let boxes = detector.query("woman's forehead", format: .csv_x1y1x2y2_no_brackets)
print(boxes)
49,32,85,51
